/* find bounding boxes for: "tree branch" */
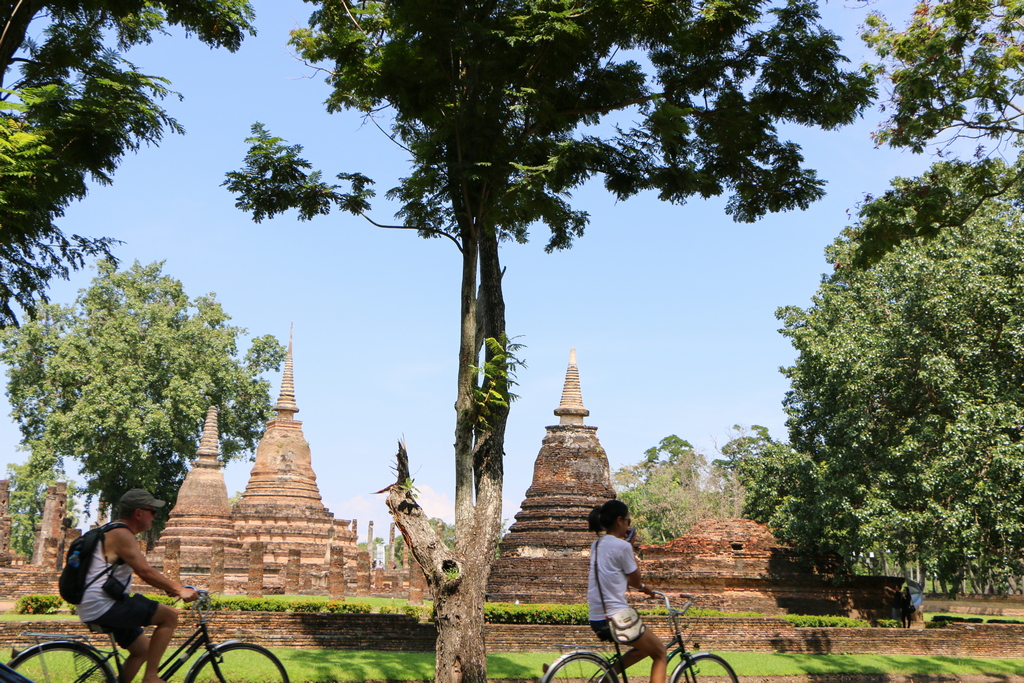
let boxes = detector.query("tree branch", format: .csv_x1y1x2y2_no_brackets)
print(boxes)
360,213,464,252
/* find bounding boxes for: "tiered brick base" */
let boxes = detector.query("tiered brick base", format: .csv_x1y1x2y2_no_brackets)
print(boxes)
489,424,616,604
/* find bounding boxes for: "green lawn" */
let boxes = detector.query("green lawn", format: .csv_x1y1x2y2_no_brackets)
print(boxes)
0,613,76,621
268,650,1024,681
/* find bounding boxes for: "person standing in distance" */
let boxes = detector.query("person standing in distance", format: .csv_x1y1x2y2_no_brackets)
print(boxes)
587,499,667,683
76,489,198,683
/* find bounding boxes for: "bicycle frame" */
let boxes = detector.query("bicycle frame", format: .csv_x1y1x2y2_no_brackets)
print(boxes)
20,590,235,683
605,591,694,683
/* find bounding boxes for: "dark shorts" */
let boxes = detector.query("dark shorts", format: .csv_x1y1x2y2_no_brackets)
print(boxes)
589,619,613,643
88,594,160,648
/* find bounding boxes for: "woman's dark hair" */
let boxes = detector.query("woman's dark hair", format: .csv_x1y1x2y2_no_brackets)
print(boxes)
588,499,629,533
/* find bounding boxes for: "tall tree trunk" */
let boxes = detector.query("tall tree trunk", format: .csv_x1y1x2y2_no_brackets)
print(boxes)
0,0,45,88
384,222,507,683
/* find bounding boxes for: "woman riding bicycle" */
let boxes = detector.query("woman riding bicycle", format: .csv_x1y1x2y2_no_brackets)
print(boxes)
588,500,667,683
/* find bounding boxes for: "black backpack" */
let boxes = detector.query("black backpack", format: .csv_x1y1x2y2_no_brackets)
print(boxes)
58,522,129,604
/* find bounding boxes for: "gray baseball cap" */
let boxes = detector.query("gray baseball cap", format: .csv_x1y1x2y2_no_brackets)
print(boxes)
118,488,166,514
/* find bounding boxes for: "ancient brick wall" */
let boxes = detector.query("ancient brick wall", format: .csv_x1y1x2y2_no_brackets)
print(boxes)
484,619,1024,657
0,567,59,597
2,614,1021,658
637,519,899,620
0,613,437,653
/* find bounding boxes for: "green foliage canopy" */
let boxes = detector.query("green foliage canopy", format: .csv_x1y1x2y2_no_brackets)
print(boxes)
0,260,286,525
228,0,874,240
760,160,1024,589
614,433,746,544
855,0,1024,264
0,0,255,325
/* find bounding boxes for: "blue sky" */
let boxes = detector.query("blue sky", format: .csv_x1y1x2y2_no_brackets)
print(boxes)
0,0,930,540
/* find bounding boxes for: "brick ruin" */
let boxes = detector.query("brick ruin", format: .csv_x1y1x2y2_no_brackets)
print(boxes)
147,405,246,587
636,518,898,619
151,334,366,594
0,334,411,599
0,346,897,613
487,349,895,617
488,349,617,604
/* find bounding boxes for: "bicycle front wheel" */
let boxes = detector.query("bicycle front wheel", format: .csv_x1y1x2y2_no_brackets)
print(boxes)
8,640,116,683
184,642,289,683
669,653,738,683
540,650,617,683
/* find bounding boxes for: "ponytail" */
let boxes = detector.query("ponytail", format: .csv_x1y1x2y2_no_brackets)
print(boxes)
588,499,629,534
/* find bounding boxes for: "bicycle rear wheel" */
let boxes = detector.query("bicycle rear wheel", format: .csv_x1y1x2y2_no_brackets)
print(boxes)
669,653,738,683
8,640,116,683
184,642,289,683
540,651,617,683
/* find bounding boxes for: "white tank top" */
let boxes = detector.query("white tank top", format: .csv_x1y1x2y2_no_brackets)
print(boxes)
76,530,135,622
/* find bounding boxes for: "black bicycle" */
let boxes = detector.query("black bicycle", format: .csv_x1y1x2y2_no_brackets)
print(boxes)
540,591,738,683
8,590,289,683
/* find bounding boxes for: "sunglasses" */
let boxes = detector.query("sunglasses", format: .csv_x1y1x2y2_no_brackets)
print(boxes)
142,507,158,515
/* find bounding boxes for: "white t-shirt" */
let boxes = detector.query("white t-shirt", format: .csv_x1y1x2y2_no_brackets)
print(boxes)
587,534,637,621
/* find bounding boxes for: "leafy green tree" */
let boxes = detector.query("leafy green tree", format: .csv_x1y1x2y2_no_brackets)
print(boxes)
0,260,286,524
392,517,456,567
770,160,1024,592
854,0,1024,264
0,1,255,326
731,428,809,536
614,434,746,543
224,1,873,679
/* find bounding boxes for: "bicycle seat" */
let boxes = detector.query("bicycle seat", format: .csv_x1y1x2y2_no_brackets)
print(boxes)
86,623,114,635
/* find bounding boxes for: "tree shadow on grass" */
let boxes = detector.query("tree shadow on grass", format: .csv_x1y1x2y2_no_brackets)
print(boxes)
767,653,1024,677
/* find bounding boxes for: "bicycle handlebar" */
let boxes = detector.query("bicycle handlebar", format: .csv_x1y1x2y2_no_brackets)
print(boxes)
182,586,212,610
647,590,693,617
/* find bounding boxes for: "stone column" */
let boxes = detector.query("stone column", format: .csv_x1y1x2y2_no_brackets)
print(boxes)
31,483,67,565
41,537,59,570
247,542,264,597
387,523,396,570
285,549,301,594
408,559,424,605
329,545,345,600
210,541,225,594
0,480,11,555
356,551,371,596
367,520,374,563
164,538,181,583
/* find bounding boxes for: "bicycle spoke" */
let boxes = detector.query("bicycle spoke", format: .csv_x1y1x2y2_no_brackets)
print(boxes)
670,654,738,683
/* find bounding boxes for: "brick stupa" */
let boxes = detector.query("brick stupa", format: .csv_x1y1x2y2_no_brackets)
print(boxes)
487,349,617,603
232,333,356,564
151,406,243,570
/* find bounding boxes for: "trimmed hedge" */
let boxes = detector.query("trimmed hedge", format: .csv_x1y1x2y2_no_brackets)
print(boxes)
483,603,763,624
642,607,764,618
14,595,66,615
781,615,870,628
485,603,589,625
876,619,900,628
325,600,373,614
289,599,329,613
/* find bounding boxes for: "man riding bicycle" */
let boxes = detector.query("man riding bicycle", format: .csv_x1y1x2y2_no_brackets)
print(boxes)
76,489,198,683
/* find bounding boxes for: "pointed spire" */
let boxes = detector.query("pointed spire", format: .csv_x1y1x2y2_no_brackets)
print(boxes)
554,348,589,425
195,405,221,467
274,325,299,418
